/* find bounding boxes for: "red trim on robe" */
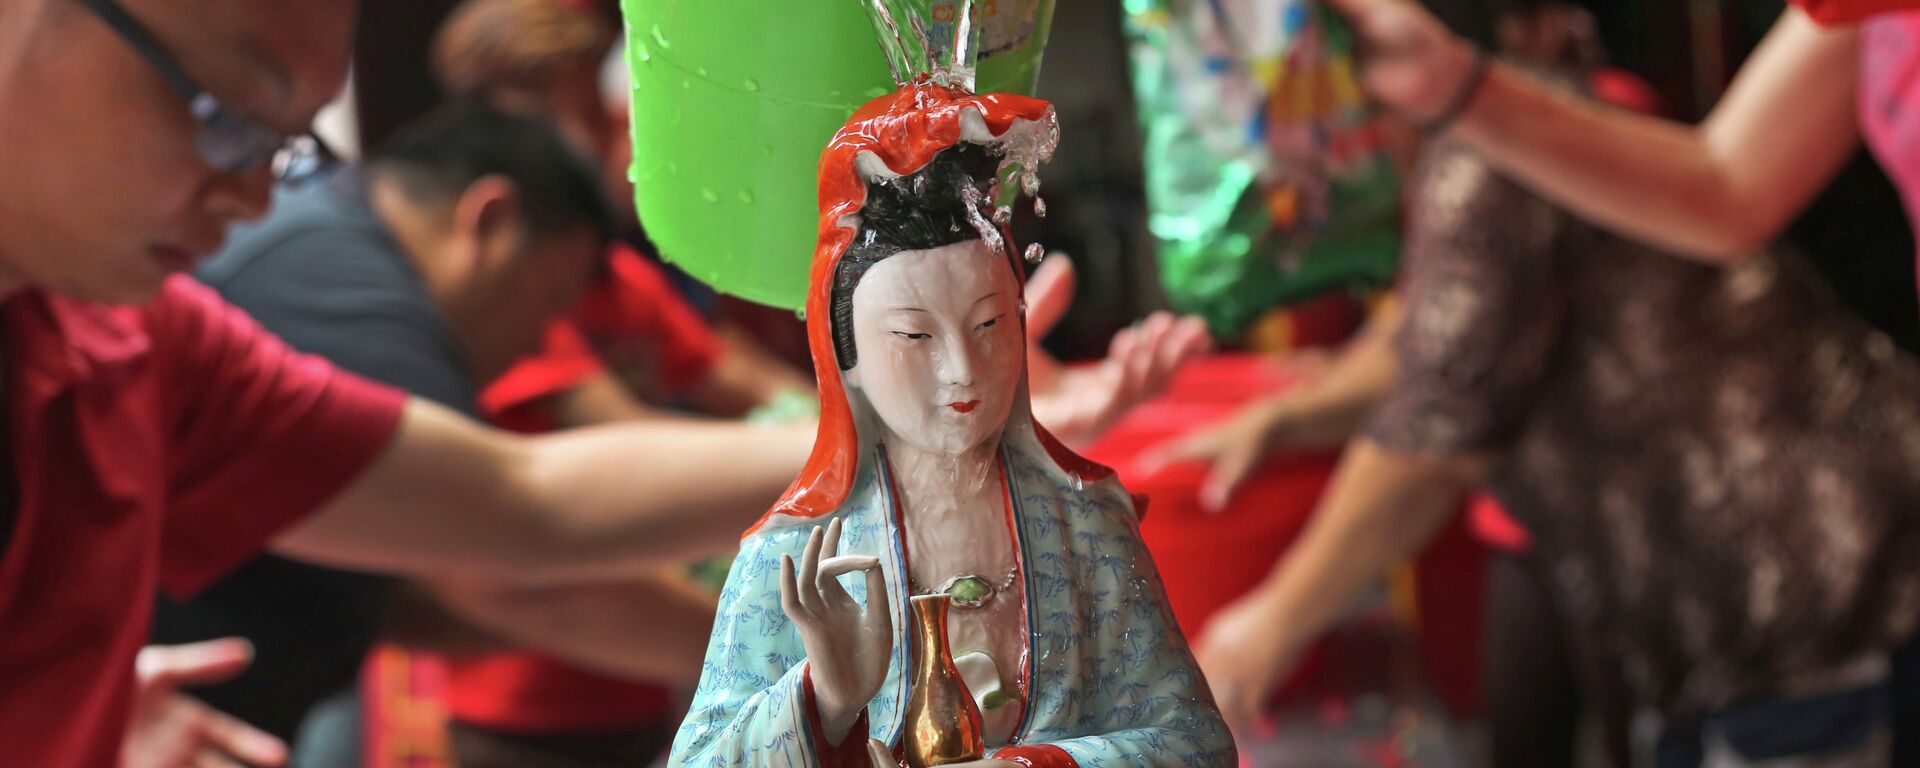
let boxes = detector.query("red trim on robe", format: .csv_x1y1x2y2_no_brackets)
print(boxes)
803,666,874,768
994,743,1080,767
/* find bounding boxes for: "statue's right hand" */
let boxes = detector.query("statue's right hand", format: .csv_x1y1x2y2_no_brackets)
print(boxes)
781,518,893,745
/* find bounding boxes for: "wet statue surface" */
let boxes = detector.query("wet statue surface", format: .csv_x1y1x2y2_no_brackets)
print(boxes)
666,80,1235,768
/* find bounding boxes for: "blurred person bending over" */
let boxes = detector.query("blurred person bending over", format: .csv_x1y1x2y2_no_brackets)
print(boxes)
152,102,734,764
0,1,815,766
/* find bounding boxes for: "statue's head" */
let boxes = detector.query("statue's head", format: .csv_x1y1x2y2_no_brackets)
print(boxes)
831,143,1021,458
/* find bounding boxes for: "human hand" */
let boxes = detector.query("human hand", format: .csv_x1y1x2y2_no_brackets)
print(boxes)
121,638,289,768
782,518,893,744
1192,591,1300,731
1321,0,1482,122
863,739,1020,768
1144,400,1296,513
1024,255,1212,446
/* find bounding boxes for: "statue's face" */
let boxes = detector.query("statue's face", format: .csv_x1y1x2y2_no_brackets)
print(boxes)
846,239,1022,457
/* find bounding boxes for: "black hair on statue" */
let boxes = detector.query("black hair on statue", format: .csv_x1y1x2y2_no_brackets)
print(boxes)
831,141,1003,371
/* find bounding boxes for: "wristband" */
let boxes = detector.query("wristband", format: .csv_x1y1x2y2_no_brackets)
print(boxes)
1420,47,1491,135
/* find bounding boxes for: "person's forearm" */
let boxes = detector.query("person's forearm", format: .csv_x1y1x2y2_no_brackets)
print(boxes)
1250,440,1479,665
1257,303,1400,445
428,574,716,687
688,338,816,418
279,399,812,580
1450,12,1858,261
502,419,811,573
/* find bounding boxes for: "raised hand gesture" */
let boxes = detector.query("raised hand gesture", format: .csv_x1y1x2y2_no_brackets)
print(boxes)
781,518,893,745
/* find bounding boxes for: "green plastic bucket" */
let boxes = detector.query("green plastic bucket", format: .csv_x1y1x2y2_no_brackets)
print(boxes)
621,0,1056,310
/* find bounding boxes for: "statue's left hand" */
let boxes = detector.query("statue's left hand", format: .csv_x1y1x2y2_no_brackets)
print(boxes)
1024,255,1212,446
782,519,893,746
864,739,1021,768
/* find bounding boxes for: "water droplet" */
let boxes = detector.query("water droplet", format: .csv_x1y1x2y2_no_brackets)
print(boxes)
829,89,845,98
649,24,672,51
742,78,760,92
795,307,808,321
864,86,891,98
1023,243,1043,264
1032,196,1047,218
680,79,692,91
736,190,755,204
666,160,679,175
626,167,639,183
700,188,719,203
695,66,709,78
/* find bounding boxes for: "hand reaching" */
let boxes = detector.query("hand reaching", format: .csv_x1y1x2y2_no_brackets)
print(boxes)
1191,591,1299,730
782,518,893,745
121,638,288,768
1024,255,1212,446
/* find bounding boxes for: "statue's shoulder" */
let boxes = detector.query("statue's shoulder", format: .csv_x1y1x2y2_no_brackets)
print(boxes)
1008,446,1139,525
749,469,887,541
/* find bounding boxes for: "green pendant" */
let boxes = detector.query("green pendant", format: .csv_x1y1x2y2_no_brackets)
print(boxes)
946,575,993,608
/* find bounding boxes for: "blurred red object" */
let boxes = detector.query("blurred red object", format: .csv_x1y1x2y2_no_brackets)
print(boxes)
1082,354,1487,716
1791,0,1920,25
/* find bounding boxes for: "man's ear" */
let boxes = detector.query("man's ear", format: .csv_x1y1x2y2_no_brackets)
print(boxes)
451,174,523,269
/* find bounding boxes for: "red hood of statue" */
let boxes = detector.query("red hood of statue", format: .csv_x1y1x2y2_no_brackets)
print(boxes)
744,83,1111,537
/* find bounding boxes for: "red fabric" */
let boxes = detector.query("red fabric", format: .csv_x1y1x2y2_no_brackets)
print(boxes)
1588,69,1667,117
1861,13,1920,274
442,654,676,733
1793,0,1920,25
481,244,724,428
0,276,404,768
994,744,1079,767
1467,494,1531,553
362,646,456,768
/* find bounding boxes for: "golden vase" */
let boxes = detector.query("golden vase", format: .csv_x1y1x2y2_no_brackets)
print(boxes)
902,594,986,767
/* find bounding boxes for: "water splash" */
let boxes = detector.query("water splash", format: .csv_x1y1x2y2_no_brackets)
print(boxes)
1023,243,1043,264
860,0,986,91
984,108,1060,226
958,183,1006,257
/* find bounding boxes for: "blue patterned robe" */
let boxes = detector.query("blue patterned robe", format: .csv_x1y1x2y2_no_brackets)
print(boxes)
669,434,1235,767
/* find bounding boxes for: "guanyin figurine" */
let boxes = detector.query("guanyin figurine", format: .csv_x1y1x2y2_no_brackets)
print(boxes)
667,80,1234,768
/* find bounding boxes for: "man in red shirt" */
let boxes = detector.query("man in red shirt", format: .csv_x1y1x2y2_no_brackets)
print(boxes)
0,2,813,767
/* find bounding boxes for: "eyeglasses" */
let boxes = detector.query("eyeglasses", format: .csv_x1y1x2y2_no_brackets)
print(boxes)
77,0,334,182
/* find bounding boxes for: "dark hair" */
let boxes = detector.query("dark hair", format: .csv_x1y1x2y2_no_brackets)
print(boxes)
367,100,615,244
831,142,1003,371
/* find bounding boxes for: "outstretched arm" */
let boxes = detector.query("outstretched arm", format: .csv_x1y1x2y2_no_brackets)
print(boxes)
1193,439,1483,725
276,397,812,580
1329,0,1861,261
411,572,718,687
